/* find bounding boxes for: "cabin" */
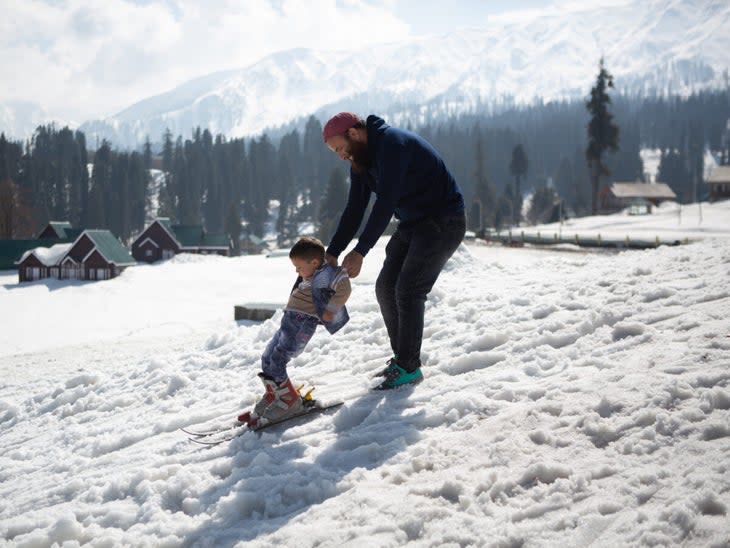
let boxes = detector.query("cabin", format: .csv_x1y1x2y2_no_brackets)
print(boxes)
604,182,677,214
131,218,231,263
0,221,79,271
16,229,135,283
59,230,135,280
706,166,730,202
36,221,82,240
16,243,72,282
131,219,180,263
240,234,269,255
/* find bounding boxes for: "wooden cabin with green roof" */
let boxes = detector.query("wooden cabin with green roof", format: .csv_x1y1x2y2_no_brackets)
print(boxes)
16,229,135,282
16,243,72,282
0,221,80,271
131,218,231,263
36,221,82,240
58,230,136,280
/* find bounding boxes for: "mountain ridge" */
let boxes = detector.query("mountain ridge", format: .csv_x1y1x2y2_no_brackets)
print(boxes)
4,0,729,146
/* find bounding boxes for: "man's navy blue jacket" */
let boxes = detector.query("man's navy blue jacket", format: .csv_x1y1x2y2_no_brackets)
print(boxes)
326,115,464,258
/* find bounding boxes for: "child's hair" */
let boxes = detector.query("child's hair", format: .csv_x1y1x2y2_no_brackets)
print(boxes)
289,237,326,263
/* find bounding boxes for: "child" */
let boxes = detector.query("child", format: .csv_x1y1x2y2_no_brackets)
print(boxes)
239,237,351,427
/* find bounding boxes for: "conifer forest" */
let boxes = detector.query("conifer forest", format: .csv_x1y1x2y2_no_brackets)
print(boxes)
1,88,728,247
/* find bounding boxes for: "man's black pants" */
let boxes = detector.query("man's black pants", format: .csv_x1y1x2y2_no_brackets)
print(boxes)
375,213,466,372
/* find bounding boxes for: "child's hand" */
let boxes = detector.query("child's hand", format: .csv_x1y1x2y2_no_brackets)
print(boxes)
322,310,334,322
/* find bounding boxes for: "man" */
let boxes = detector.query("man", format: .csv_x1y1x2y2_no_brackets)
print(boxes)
322,112,466,389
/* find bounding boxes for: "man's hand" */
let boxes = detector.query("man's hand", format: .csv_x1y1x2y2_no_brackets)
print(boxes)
321,310,334,322
342,250,363,278
325,252,338,266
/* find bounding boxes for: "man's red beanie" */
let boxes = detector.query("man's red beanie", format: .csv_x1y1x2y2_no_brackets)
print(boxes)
322,112,361,142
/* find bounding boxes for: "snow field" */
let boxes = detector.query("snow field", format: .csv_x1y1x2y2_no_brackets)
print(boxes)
0,215,729,546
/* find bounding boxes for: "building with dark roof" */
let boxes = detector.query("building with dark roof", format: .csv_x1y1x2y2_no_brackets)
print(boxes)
36,221,82,240
131,218,231,263
15,243,72,281
16,230,135,282
604,182,677,214
0,221,80,271
706,166,730,202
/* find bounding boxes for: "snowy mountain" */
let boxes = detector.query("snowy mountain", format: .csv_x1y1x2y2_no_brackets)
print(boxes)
76,0,730,148
1,202,729,545
0,100,50,141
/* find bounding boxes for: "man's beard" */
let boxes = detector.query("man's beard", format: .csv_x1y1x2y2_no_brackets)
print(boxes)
345,135,370,173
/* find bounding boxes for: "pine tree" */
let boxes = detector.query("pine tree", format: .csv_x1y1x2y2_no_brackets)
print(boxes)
160,129,175,219
509,144,528,225
658,148,691,203
225,202,242,256
143,137,153,171
157,184,175,219
202,130,223,232
0,134,30,235
172,137,189,223
302,116,325,223
318,167,348,241
88,140,113,229
30,125,54,226
494,191,514,231
245,135,274,237
586,58,620,215
276,153,296,247
607,118,643,182
0,178,19,238
527,184,559,225
572,147,592,216
472,129,496,229
686,121,704,202
74,131,89,228
127,151,148,235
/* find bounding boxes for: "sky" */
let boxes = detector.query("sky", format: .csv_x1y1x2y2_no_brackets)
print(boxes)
1,0,567,125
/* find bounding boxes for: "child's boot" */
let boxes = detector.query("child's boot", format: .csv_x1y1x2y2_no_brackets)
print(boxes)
259,378,303,425
238,373,277,424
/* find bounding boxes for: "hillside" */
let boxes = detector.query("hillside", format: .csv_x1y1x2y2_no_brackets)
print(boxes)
0,204,728,546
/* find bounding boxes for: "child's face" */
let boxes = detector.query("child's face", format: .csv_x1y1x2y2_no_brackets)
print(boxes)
291,257,321,279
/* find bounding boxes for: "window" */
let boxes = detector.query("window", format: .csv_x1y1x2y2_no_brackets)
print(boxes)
145,249,153,257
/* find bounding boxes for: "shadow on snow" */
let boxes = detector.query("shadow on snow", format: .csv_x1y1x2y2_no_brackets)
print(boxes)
184,386,423,546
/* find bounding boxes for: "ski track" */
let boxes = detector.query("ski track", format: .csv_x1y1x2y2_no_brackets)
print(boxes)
1,239,729,547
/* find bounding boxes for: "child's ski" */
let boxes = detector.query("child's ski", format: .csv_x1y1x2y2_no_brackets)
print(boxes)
252,399,344,432
181,422,241,438
183,399,344,445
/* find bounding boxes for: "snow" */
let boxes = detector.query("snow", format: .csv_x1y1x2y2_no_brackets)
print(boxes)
527,199,730,243
17,243,72,266
640,148,661,182
1,202,729,547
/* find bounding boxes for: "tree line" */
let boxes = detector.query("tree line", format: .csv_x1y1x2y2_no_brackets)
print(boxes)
0,120,345,247
0,127,150,241
418,84,728,228
1,75,728,244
